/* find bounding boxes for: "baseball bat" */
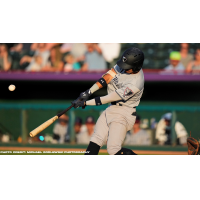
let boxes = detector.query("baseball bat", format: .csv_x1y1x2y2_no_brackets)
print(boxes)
29,104,74,137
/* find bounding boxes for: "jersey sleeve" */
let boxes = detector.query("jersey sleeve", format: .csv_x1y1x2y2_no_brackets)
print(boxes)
96,68,117,89
115,84,140,101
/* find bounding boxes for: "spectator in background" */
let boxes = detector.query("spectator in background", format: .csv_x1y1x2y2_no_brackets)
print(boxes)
0,44,12,71
186,49,200,73
10,43,32,70
20,43,50,68
165,51,185,71
98,43,121,68
25,55,43,72
74,117,83,134
60,43,73,54
41,46,64,72
155,113,188,146
63,54,81,72
10,43,32,55
180,43,193,68
45,43,60,51
124,115,151,145
81,43,107,71
70,43,87,61
76,116,95,144
52,113,70,144
60,43,87,61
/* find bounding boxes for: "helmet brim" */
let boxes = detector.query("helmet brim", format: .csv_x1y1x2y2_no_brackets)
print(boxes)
117,60,133,70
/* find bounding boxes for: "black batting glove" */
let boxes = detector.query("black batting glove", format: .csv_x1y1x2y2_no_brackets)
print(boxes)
75,89,91,109
79,89,92,101
71,98,86,109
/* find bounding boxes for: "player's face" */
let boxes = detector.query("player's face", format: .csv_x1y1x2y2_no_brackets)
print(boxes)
125,69,134,74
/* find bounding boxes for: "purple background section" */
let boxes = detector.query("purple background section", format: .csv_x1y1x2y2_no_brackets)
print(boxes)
0,72,200,81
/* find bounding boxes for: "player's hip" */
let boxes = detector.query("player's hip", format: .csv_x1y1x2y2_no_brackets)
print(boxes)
105,105,136,130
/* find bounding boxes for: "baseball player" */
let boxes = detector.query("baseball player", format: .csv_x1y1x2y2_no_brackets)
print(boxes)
72,47,145,155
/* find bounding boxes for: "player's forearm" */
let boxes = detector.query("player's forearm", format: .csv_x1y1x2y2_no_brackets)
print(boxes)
89,77,108,94
89,83,100,94
89,68,117,94
86,91,122,106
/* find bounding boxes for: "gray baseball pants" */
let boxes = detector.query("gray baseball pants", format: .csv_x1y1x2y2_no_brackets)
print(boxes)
90,105,136,155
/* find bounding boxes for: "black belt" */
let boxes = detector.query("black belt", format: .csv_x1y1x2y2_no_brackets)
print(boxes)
111,101,136,108
111,102,137,116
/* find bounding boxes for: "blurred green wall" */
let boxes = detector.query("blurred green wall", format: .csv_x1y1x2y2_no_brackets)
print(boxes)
0,100,200,141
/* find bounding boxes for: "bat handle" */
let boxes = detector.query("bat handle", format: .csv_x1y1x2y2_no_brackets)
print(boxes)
57,104,74,118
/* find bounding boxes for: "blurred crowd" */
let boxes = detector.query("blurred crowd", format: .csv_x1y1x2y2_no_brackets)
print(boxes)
0,43,199,73
164,43,200,74
0,111,187,146
0,43,121,72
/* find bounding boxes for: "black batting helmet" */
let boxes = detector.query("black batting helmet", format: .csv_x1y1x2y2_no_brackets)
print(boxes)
117,47,144,73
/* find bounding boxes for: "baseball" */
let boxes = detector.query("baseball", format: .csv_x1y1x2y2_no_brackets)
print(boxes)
8,84,16,91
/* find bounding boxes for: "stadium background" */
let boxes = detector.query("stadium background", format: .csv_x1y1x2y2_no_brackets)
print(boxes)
0,43,200,155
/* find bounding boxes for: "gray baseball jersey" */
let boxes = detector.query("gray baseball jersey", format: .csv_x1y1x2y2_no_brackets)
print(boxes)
90,65,145,154
107,65,144,108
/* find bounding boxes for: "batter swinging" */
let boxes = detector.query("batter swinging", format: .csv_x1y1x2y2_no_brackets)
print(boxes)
72,47,145,155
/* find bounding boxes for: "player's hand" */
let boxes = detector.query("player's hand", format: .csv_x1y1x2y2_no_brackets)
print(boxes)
72,89,91,109
79,89,92,102
71,98,86,109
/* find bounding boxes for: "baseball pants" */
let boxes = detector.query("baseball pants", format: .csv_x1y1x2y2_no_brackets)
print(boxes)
90,105,136,155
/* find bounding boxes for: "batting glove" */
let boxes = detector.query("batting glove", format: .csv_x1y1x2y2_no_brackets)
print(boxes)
79,89,92,101
75,89,91,109
72,98,86,109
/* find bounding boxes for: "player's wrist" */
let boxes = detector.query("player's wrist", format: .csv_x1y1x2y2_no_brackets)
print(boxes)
87,89,92,96
95,97,102,106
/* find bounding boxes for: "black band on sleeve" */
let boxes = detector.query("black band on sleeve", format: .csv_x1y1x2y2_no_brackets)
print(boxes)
95,97,102,106
97,78,107,87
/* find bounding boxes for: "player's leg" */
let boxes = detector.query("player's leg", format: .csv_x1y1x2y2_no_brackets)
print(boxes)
85,141,101,155
85,111,109,155
107,122,137,155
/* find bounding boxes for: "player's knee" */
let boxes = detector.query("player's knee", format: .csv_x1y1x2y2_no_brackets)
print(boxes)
90,136,104,147
107,145,121,155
